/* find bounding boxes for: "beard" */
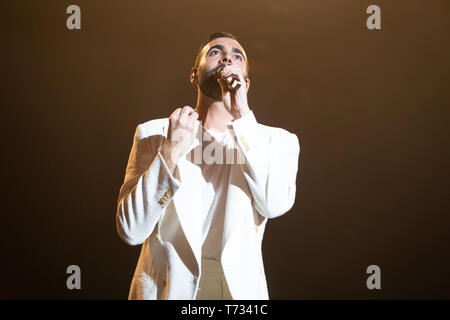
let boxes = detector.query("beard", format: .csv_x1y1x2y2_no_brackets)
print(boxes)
198,65,223,101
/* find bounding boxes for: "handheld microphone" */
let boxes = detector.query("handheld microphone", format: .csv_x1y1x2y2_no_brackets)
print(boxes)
215,65,241,90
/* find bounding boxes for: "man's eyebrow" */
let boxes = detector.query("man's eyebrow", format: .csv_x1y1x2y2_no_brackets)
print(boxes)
206,44,246,60
206,44,224,53
232,47,246,60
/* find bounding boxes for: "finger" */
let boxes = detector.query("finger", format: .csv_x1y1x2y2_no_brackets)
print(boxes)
222,65,244,77
170,107,182,121
222,68,244,82
171,107,182,116
182,106,193,114
221,66,241,76
187,111,199,127
180,106,194,119
189,111,199,120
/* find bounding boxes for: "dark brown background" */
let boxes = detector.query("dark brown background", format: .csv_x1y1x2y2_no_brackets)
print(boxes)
1,0,449,299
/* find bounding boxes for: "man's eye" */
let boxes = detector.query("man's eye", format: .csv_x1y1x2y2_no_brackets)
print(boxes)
209,50,219,56
234,55,243,61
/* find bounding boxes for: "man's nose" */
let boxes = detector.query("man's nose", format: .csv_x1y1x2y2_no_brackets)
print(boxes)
220,53,232,64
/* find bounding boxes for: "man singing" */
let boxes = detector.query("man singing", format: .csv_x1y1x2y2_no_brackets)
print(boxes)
116,32,300,300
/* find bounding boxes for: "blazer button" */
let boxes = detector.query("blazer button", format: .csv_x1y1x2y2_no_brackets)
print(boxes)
158,194,168,205
158,189,173,205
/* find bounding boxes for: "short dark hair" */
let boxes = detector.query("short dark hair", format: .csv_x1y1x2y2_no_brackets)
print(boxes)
192,32,249,77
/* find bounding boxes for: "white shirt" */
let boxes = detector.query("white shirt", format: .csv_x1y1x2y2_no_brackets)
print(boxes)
199,126,236,261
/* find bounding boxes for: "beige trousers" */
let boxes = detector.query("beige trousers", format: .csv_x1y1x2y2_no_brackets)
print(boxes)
195,258,232,300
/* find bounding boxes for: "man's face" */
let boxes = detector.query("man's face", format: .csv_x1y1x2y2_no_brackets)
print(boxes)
195,37,248,101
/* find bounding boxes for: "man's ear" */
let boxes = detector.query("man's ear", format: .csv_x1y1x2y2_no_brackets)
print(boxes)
245,77,251,93
190,68,198,85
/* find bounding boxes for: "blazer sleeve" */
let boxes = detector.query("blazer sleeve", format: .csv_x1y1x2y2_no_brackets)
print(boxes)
116,124,181,246
228,111,300,219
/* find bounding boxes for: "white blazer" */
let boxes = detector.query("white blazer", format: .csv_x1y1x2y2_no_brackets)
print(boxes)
116,111,300,300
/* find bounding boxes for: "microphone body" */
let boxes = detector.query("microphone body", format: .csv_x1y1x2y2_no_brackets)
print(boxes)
215,65,241,90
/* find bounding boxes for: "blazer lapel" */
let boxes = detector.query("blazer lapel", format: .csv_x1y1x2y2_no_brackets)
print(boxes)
171,129,203,272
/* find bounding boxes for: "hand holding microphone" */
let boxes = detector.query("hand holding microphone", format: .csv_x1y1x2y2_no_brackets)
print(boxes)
215,64,250,119
215,64,241,90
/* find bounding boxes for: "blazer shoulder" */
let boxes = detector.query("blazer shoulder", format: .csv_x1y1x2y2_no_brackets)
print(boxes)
259,123,299,142
135,117,169,139
257,123,300,155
